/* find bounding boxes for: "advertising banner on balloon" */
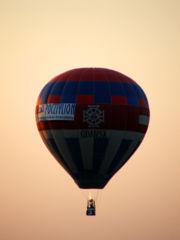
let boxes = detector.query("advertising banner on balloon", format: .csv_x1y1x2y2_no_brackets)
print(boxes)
37,103,76,121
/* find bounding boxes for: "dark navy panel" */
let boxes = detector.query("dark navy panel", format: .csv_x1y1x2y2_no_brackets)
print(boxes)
94,81,111,103
47,138,71,173
110,82,126,96
125,140,141,161
108,139,132,174
48,138,63,159
61,81,78,103
93,138,109,172
123,83,139,106
49,81,66,95
40,82,55,102
77,81,93,95
65,138,84,171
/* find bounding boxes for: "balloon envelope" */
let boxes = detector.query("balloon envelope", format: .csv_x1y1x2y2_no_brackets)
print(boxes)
36,68,150,188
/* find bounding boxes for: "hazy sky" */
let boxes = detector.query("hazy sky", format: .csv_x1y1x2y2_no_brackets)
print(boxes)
1,0,180,239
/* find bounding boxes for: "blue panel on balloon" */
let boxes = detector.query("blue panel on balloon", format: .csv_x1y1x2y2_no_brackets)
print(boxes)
40,82,55,102
110,82,126,96
135,85,148,105
61,81,78,103
77,81,93,95
50,81,65,95
94,82,111,103
123,83,139,106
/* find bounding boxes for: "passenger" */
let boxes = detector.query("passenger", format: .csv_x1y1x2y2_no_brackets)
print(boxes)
86,198,96,216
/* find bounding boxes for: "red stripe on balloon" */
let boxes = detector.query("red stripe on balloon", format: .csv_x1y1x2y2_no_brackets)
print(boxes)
76,95,94,104
139,98,147,107
111,96,128,105
48,95,61,103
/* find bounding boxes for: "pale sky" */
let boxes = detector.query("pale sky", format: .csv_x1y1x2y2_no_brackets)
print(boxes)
0,1,180,240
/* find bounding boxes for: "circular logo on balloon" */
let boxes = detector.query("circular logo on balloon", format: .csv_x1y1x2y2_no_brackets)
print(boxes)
83,105,104,128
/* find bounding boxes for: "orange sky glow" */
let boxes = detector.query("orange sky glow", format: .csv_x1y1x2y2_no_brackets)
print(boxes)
0,1,180,239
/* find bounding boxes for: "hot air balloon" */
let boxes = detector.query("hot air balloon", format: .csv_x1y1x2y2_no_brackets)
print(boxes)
35,68,150,216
